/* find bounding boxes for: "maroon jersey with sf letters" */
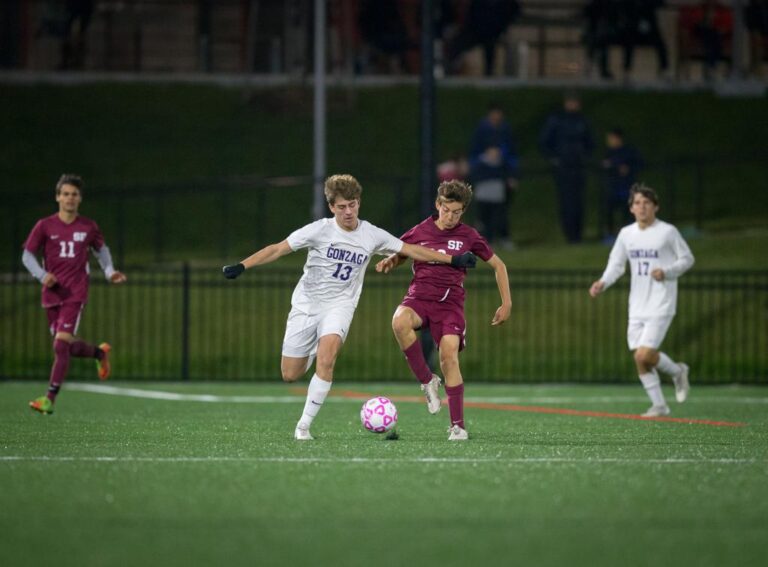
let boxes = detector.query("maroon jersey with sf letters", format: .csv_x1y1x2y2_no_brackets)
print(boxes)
401,215,493,305
24,214,105,307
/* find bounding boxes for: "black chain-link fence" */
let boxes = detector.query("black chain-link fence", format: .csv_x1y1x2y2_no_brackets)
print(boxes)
2,266,766,383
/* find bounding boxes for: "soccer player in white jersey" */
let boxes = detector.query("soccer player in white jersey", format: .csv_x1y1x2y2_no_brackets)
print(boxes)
222,174,477,440
589,183,694,417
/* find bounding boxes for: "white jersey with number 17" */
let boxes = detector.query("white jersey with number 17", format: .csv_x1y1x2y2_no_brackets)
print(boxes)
600,219,694,318
286,218,404,312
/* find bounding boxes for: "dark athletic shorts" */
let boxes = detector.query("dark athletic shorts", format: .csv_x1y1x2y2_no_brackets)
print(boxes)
47,302,84,336
401,296,466,351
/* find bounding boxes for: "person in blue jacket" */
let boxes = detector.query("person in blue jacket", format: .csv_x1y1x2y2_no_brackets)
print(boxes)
601,128,644,242
468,103,519,249
539,92,595,243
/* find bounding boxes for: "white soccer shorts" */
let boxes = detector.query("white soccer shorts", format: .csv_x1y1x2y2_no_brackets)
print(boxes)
281,304,355,358
626,316,674,351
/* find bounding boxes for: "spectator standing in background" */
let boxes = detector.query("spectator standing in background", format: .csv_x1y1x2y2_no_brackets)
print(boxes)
583,0,621,79
437,153,469,184
746,0,768,75
622,0,670,80
445,0,520,76
539,92,595,244
468,103,519,249
601,128,644,242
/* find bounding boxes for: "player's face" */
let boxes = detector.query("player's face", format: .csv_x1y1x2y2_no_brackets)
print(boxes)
435,200,465,230
56,184,82,214
330,197,360,231
630,194,658,225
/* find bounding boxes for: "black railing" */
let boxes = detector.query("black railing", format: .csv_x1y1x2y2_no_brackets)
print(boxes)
1,266,766,383
5,156,767,272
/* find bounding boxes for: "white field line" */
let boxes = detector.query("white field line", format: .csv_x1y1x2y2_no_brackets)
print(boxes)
65,383,768,405
0,456,762,465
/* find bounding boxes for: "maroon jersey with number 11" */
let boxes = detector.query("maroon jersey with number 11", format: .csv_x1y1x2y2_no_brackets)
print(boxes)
400,215,493,306
24,213,106,307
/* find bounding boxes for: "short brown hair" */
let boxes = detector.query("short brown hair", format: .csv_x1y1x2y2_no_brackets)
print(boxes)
56,174,83,196
324,174,362,204
436,180,473,208
628,182,658,206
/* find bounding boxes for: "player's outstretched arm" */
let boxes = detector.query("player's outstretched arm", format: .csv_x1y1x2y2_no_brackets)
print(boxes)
375,253,407,274
223,240,292,279
110,272,127,284
400,243,477,268
486,255,512,325
93,245,126,284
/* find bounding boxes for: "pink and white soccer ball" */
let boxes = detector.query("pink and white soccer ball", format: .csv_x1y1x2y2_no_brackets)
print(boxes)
360,397,398,433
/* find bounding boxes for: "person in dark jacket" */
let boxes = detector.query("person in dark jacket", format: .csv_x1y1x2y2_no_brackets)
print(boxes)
601,128,644,241
468,103,519,248
538,92,595,243
445,0,521,76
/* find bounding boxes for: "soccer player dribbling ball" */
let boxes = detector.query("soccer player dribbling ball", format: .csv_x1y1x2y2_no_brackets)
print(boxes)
222,174,477,440
590,183,694,416
23,174,127,414
376,180,512,440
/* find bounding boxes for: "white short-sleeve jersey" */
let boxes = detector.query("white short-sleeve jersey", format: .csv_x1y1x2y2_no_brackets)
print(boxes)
600,219,694,318
286,218,404,311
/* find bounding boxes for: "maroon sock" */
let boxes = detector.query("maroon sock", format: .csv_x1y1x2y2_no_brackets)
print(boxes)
47,339,71,402
403,340,433,385
70,340,101,359
445,383,465,429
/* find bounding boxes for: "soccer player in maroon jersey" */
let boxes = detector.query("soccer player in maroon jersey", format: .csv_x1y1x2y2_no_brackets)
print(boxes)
22,174,127,414
376,180,511,440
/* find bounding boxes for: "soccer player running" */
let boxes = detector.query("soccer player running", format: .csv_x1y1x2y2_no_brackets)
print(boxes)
23,174,127,414
589,183,694,416
376,180,512,440
222,174,477,440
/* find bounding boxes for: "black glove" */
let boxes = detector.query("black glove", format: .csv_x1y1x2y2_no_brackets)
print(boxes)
451,252,477,269
222,263,245,279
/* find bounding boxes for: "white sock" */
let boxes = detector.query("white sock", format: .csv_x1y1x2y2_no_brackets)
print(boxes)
639,370,666,407
298,373,332,429
656,352,681,377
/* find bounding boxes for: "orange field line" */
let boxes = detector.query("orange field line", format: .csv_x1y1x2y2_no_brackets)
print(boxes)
289,387,746,428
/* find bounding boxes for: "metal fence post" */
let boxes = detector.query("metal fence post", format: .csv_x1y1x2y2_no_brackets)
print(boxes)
181,262,191,380
694,159,704,231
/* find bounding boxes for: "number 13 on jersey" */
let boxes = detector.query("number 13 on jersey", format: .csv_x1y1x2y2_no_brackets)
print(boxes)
332,263,352,281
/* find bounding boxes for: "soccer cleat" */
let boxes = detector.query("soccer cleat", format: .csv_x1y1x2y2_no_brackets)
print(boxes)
673,363,690,403
447,424,468,441
420,374,442,414
294,423,314,441
97,343,111,380
642,404,670,417
29,396,54,415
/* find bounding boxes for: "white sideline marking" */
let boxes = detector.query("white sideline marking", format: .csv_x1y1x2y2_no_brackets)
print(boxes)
66,383,768,405
0,456,761,465
66,383,302,403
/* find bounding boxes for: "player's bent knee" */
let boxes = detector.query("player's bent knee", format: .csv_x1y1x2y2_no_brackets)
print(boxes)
439,354,459,372
53,339,70,355
280,369,302,382
634,348,656,366
54,332,75,343
391,315,412,337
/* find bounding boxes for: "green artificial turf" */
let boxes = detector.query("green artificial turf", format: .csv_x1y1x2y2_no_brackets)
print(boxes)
1,381,766,567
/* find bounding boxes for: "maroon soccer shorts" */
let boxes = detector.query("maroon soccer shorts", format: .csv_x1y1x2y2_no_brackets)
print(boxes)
401,297,466,351
46,302,84,335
